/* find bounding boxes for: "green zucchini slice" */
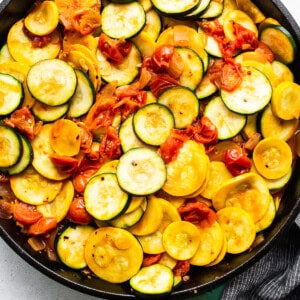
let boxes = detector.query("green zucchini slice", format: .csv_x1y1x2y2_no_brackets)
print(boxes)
27,58,77,106
96,43,141,86
0,72,23,116
259,25,297,64
133,103,175,146
0,125,22,168
130,263,174,295
56,225,95,269
84,173,130,221
204,96,246,140
116,147,167,196
158,86,199,129
67,69,95,118
101,2,146,39
5,134,32,175
32,102,69,122
221,66,272,115
151,0,200,16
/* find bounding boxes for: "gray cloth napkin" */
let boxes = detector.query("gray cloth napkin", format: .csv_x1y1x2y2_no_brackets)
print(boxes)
222,214,300,300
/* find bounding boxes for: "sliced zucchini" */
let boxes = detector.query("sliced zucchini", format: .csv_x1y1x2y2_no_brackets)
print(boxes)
37,180,74,222
109,198,147,229
184,0,211,19
175,47,204,90
96,43,141,86
0,72,23,115
204,96,246,140
119,114,150,152
128,195,164,236
189,221,224,266
84,227,144,283
32,102,69,122
252,137,292,180
216,206,256,254
143,9,162,41
5,134,33,175
31,124,72,181
271,81,300,120
84,173,130,221
271,60,294,86
56,224,95,269
24,0,59,36
195,72,218,100
130,264,174,296
220,66,272,115
0,125,22,168
27,59,77,106
259,25,297,64
259,104,299,141
67,69,95,118
7,19,61,66
116,147,167,195
158,86,199,129
101,2,146,39
255,195,276,232
133,103,174,146
151,0,200,16
212,172,271,223
200,0,224,19
0,44,14,63
162,221,200,260
10,166,63,205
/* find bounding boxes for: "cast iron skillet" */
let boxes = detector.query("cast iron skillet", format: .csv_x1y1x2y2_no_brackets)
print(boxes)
0,0,300,299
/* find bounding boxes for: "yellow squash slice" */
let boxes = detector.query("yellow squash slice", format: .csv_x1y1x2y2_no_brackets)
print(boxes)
217,207,256,254
212,172,271,223
50,119,81,157
189,221,224,266
10,166,63,205
31,124,72,181
128,195,163,236
84,227,143,283
255,195,276,232
37,180,74,222
162,221,201,260
7,19,61,66
163,140,209,197
271,81,300,120
24,1,59,36
253,137,293,179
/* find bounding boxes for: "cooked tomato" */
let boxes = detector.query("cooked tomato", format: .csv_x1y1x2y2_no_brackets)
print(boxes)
67,196,93,225
23,26,51,48
71,7,101,35
208,140,241,161
173,260,190,276
208,59,243,92
4,106,42,140
98,33,132,65
150,73,180,98
27,217,58,236
224,147,252,176
142,253,163,267
188,116,218,147
99,126,122,160
178,200,217,228
255,41,274,63
49,154,79,174
73,168,98,194
151,44,174,72
14,202,43,225
234,23,259,51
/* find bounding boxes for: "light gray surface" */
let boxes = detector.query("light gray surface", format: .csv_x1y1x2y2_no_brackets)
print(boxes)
0,1,300,300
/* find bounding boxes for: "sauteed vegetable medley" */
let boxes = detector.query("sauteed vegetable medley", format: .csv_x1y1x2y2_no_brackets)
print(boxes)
0,0,299,296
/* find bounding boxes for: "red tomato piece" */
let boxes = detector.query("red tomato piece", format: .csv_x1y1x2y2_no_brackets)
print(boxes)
224,147,252,176
27,217,58,236
173,260,190,277
67,196,93,225
13,202,43,225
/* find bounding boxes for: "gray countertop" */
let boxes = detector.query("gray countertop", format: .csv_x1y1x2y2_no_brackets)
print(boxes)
1,1,300,299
